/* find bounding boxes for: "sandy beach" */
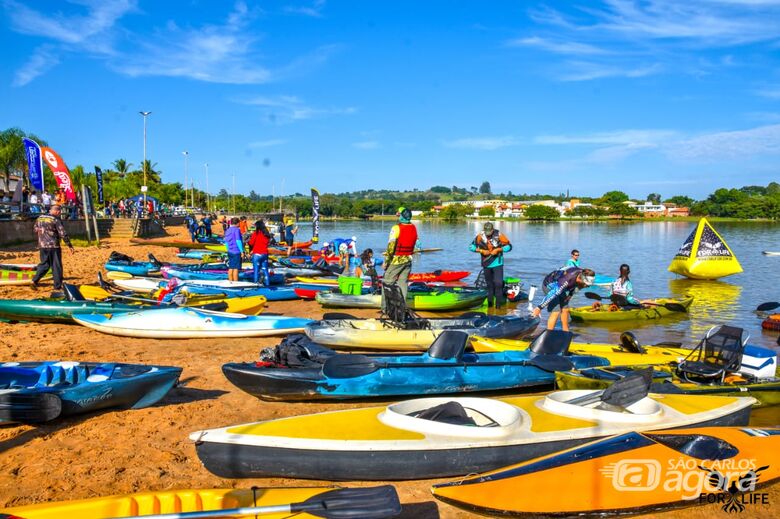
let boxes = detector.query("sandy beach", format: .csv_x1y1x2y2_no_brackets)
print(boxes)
0,226,776,519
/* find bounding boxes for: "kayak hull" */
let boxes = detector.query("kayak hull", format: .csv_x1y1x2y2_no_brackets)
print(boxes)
315,289,487,311
104,261,160,276
0,263,50,286
0,299,143,323
569,296,694,322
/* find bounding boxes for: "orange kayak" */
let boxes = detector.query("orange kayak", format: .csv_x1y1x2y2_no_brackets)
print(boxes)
433,426,780,516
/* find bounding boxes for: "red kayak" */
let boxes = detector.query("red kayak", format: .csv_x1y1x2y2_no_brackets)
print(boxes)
294,287,321,299
408,270,469,283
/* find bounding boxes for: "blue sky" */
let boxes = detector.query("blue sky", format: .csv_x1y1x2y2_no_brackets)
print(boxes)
2,0,780,199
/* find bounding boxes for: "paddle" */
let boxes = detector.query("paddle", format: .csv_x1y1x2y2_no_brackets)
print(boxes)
322,352,574,378
565,369,652,408
323,312,359,320
415,248,443,253
756,302,780,312
0,392,62,423
112,485,401,519
584,292,687,313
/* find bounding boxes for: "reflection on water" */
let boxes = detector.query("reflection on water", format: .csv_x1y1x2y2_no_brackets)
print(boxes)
668,278,743,340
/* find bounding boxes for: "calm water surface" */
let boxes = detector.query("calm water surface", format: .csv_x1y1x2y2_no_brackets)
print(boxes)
314,220,780,353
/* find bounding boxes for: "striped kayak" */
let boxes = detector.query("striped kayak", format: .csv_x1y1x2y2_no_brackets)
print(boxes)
0,486,401,519
0,299,144,323
189,391,754,480
0,263,50,286
472,336,692,366
296,270,470,285
161,266,285,284
569,296,694,322
432,427,780,516
304,314,539,351
74,307,312,338
222,330,608,401
111,278,299,301
316,287,486,311
0,361,181,423
556,354,780,408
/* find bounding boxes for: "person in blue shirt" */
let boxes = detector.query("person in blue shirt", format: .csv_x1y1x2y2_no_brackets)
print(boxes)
470,222,512,307
564,249,580,268
202,215,213,237
223,217,244,282
532,267,596,331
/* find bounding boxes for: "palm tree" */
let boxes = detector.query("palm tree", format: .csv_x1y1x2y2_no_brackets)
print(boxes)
112,159,133,178
0,128,26,193
139,159,162,184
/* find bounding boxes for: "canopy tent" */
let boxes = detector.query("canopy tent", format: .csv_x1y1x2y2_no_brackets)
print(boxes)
128,194,160,211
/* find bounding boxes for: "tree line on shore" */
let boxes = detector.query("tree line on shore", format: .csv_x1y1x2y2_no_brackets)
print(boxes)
1,127,778,220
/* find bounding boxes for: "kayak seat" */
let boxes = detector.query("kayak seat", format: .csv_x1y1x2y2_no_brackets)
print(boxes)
529,329,573,356
410,401,477,427
427,331,469,361
63,284,86,302
677,325,747,383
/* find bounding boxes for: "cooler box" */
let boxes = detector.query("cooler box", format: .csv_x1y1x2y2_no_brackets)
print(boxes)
739,345,777,379
338,276,363,295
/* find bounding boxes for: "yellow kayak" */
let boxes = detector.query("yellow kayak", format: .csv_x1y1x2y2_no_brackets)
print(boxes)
569,296,694,322
471,335,691,366
1,486,399,518
78,285,267,316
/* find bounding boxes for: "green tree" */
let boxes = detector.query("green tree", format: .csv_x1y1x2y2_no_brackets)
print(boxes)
479,181,491,194
599,190,629,205
608,202,640,218
112,159,133,178
663,195,695,207
430,185,451,193
439,204,471,220
647,193,661,204
524,205,560,220
478,205,495,216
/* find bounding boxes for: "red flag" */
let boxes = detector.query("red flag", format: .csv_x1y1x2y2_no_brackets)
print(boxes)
41,147,76,202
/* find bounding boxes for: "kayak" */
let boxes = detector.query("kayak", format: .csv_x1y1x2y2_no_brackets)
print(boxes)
315,287,487,311
190,391,754,480
304,314,540,351
762,314,780,331
104,261,160,276
161,266,285,284
74,307,312,338
763,251,780,256
1,486,401,519
0,299,144,323
569,296,694,322
0,263,50,286
177,249,221,260
295,270,470,285
432,427,780,516
206,240,314,253
557,358,780,407
0,361,181,423
222,330,608,401
130,238,213,249
472,335,692,366
593,274,615,286
110,278,299,301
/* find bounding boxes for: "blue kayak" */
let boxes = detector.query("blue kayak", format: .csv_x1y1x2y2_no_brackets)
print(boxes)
177,250,223,260
222,329,608,401
0,361,181,423
164,282,300,301
105,261,160,276
161,266,285,285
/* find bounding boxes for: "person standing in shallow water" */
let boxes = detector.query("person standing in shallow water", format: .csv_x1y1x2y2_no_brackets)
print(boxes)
532,267,595,331
470,222,512,308
564,249,580,268
381,207,419,312
32,204,74,295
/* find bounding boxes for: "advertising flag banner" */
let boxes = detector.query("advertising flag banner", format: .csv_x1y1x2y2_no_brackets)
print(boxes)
95,166,104,204
22,138,44,192
311,188,320,243
41,147,76,202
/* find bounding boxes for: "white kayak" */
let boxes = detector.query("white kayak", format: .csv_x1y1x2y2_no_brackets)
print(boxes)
763,251,780,256
73,307,312,338
112,278,260,293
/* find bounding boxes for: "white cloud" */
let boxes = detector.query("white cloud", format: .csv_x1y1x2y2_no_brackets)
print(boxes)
284,0,326,18
235,94,356,122
12,46,60,87
535,129,678,146
507,36,611,55
559,61,663,81
248,139,288,148
667,124,780,160
754,86,780,99
442,136,522,150
353,141,379,149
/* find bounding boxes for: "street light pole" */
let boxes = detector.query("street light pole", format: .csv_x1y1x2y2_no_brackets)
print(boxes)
204,163,209,213
182,151,189,208
139,111,152,215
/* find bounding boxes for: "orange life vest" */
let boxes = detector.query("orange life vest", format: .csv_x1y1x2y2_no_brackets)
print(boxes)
394,223,418,256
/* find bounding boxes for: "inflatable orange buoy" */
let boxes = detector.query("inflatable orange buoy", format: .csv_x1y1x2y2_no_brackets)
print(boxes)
770,314,780,321
667,218,742,279
762,316,780,331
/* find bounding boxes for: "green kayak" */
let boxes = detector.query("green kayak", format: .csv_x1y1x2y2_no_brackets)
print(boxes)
0,299,149,324
556,364,780,408
569,296,694,322
315,288,487,311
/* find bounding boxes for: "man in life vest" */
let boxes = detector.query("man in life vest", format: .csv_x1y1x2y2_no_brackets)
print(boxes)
470,222,512,307
381,207,420,312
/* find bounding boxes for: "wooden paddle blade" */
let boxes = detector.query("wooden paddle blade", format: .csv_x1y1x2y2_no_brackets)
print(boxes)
583,291,603,301
600,368,652,407
294,485,402,519
663,302,688,312
756,302,780,312
528,354,574,372
0,392,62,423
322,354,380,378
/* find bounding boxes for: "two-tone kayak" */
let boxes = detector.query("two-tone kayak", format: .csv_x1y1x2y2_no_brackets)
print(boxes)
74,307,312,338
315,287,487,311
0,263,50,286
569,296,694,322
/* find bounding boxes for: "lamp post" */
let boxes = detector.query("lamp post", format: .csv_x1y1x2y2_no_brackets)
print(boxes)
204,163,209,213
182,151,189,208
139,111,152,215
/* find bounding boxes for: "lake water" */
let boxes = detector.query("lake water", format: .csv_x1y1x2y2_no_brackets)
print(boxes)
314,219,780,352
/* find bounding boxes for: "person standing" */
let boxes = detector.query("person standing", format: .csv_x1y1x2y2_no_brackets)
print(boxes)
564,249,580,268
531,267,595,331
470,222,512,307
32,204,74,294
381,207,419,311
223,217,244,282
248,220,271,286
238,215,248,235
202,214,213,237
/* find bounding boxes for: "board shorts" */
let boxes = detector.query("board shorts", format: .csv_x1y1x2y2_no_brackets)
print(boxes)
227,252,242,269
543,282,572,311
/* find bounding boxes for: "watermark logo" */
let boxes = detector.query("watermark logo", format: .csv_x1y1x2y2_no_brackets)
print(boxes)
600,458,770,513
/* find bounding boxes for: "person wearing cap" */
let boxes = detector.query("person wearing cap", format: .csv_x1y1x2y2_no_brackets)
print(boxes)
381,207,420,311
31,204,75,295
531,267,596,331
470,222,512,307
